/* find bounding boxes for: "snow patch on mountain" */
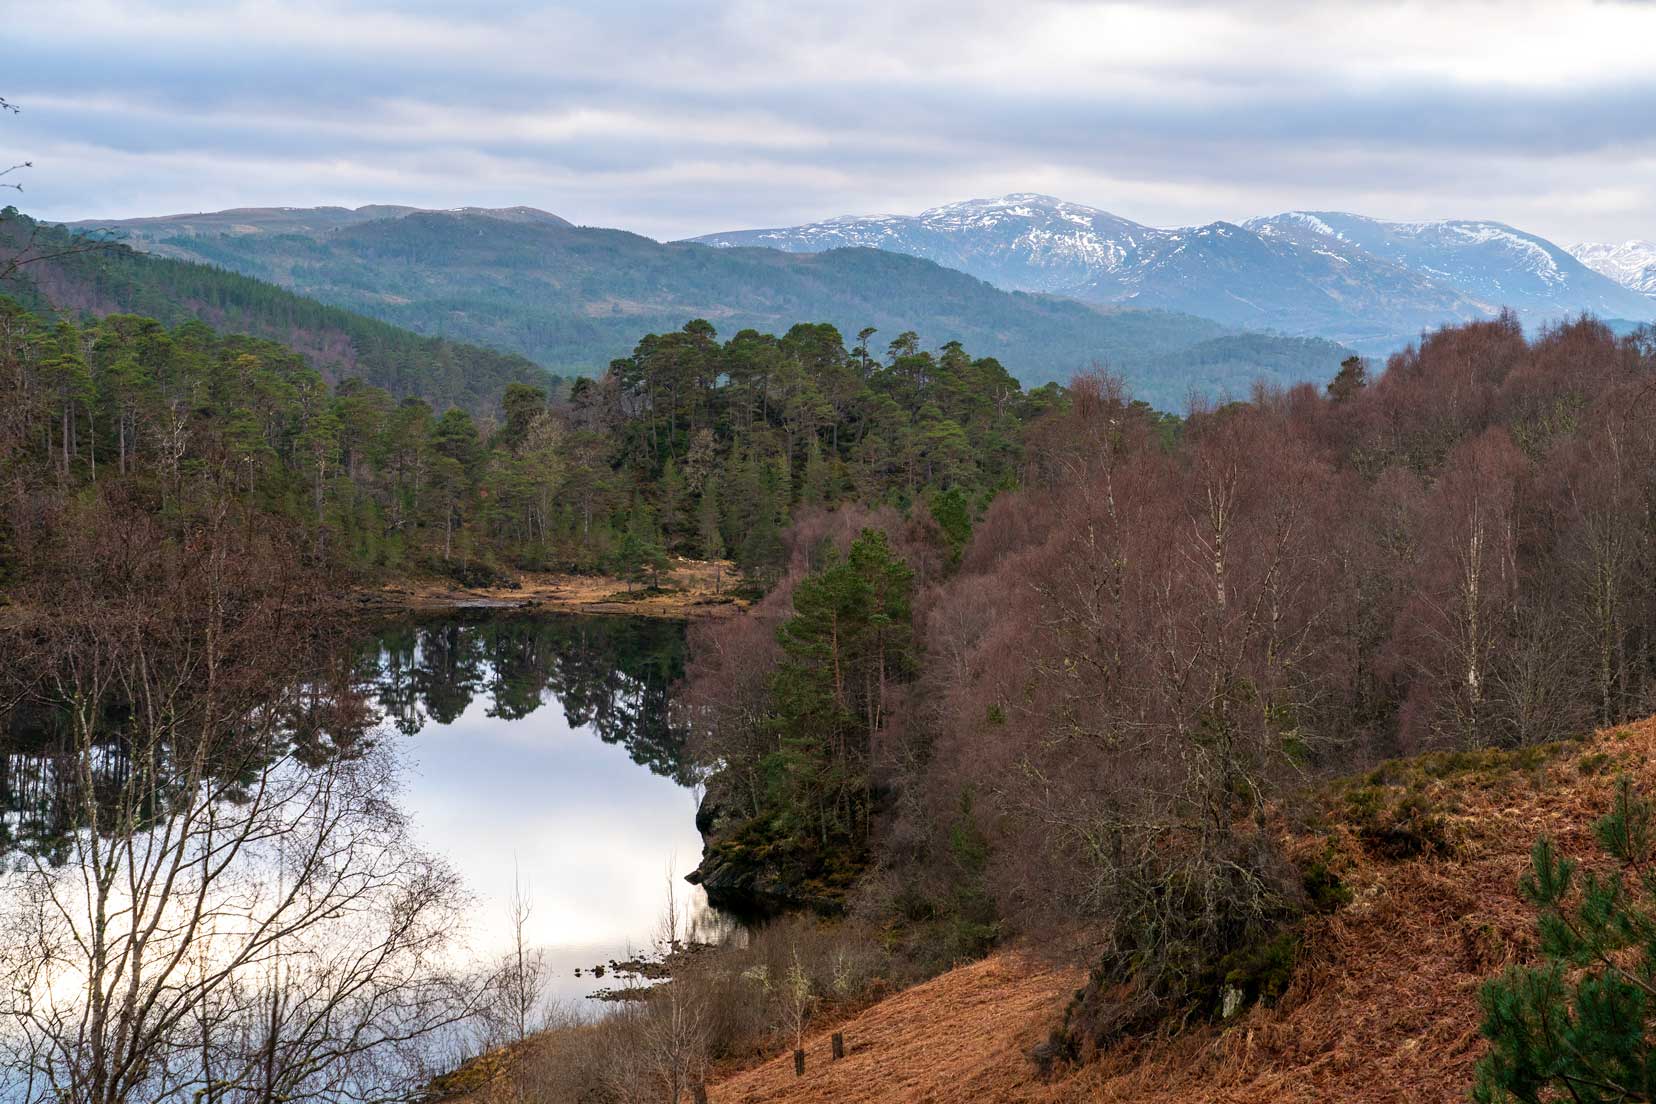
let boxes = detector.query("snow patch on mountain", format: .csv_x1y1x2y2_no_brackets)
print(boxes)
1571,240,1656,298
693,196,1656,348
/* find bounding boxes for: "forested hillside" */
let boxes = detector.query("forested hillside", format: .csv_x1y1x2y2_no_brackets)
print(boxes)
0,211,558,414
0,298,1057,590
679,313,1656,1061
78,206,1356,409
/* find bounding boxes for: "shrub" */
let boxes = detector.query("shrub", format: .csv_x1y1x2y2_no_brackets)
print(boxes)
1344,785,1454,860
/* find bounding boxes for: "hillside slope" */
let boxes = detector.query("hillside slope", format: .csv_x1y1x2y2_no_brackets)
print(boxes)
708,718,1656,1104
2,213,556,412
67,206,1357,409
1572,240,1656,299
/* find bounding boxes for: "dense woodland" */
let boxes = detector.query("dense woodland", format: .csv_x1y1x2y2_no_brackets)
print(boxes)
682,313,1656,1047
0,294,1058,590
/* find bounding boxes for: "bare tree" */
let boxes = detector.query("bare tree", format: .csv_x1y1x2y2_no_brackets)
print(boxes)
0,513,480,1104
478,863,548,1050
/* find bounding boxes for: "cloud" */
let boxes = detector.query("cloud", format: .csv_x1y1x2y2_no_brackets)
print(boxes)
4,0,1655,244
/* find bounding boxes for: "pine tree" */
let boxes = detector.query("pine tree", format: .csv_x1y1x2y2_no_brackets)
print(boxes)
929,486,972,565
697,476,724,562
766,528,915,847
1473,777,1656,1103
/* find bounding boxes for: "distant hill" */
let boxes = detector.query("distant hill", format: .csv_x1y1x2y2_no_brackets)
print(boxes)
694,194,1656,352
65,206,1358,410
74,204,574,252
1,212,557,413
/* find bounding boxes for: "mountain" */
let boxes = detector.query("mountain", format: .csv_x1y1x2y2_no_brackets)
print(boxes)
693,194,1153,297
65,206,1358,410
2,212,557,413
1570,240,1656,300
694,195,1656,350
1245,212,1656,321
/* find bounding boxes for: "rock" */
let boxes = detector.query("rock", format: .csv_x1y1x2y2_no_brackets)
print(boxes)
1221,985,1245,1019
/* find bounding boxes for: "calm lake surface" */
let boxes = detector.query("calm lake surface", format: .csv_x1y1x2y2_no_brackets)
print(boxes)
354,612,720,1003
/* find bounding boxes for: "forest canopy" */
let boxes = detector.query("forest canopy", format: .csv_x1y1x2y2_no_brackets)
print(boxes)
0,298,1062,589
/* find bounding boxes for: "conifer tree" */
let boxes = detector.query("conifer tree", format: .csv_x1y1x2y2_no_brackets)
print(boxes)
1474,778,1656,1103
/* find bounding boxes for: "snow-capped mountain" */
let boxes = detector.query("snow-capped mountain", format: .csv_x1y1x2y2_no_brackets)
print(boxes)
693,195,1656,351
1570,240,1656,300
1247,212,1655,322
694,194,1153,296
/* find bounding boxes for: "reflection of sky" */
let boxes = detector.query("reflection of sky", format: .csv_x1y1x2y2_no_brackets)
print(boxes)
399,687,708,1002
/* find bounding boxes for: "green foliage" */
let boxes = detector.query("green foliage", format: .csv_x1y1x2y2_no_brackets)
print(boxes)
1216,931,1300,1010
0,300,1041,586
612,510,670,590
1473,778,1656,1103
697,528,919,914
929,486,972,565
1343,786,1454,860
1327,354,1368,402
764,528,916,848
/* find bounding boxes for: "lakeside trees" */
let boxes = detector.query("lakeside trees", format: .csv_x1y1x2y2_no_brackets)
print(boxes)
0,299,1049,591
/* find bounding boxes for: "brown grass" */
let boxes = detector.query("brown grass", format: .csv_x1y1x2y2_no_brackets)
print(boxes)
360,557,749,620
706,718,1656,1104
708,953,1077,1104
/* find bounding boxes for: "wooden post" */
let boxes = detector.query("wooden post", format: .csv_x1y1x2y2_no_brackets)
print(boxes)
692,1084,709,1104
793,1048,805,1077
831,1032,844,1060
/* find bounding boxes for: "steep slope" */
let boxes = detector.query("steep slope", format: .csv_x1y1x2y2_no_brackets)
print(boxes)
1248,211,1656,323
702,718,1656,1104
1571,240,1656,299
696,195,1656,351
2,213,556,412
1084,219,1489,349
65,207,1358,409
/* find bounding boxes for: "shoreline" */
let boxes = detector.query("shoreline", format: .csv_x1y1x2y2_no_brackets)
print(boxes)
348,558,751,621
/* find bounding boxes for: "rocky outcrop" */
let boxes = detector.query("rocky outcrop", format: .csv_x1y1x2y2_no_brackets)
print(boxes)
685,793,855,918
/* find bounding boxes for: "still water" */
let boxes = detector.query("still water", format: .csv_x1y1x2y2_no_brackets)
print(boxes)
354,612,720,1002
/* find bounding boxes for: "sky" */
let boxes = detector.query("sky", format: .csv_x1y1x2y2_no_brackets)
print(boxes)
5,0,1655,245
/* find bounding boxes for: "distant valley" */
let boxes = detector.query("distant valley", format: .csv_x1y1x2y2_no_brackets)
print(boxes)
67,204,1354,409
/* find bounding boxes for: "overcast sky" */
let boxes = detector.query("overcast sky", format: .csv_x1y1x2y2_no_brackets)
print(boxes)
6,0,1655,245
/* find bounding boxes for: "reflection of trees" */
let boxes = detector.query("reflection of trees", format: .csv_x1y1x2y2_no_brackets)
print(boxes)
0,518,474,1104
362,614,693,784
1,652,377,866
2,613,694,862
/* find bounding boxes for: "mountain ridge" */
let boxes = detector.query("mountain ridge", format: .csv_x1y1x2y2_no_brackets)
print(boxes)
55,206,1359,410
693,194,1656,350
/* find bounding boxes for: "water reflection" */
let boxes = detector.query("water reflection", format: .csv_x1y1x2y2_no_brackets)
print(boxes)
1,612,716,1004
352,613,719,1003
364,613,694,785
